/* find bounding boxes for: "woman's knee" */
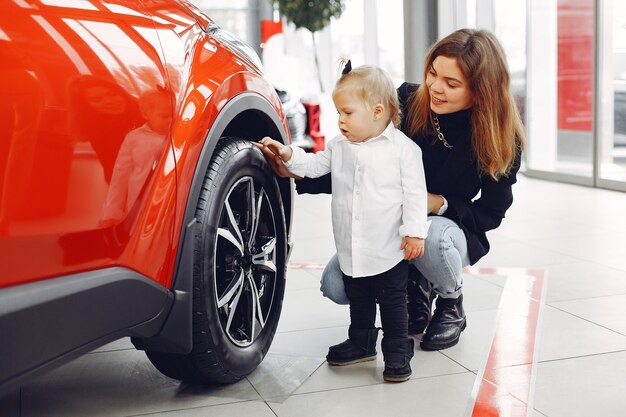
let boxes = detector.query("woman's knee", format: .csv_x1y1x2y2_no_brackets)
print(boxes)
410,217,468,291
423,217,468,263
320,254,350,305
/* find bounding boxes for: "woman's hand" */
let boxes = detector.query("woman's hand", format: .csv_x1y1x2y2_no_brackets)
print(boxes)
254,139,302,179
427,192,444,214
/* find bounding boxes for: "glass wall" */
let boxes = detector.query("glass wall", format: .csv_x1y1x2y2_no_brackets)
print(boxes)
493,0,527,135
374,0,405,84
297,0,406,93
598,0,626,187
524,0,626,191
525,0,594,183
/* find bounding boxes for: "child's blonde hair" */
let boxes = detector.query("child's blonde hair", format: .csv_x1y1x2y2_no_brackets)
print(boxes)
333,59,401,128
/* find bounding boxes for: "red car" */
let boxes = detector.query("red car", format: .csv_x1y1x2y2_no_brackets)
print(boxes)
0,0,293,394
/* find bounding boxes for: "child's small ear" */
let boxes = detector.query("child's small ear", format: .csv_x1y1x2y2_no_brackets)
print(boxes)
373,104,385,120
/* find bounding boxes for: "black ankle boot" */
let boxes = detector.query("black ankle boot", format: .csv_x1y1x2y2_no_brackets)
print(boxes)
407,268,436,335
327,327,379,365
382,337,414,382
420,294,466,351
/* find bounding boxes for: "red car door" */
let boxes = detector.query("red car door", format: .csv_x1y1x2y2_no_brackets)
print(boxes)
0,0,178,288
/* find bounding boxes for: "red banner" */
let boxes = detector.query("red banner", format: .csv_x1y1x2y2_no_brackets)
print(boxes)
557,0,594,131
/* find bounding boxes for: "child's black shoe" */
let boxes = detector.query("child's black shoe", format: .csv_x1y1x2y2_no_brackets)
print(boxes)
382,338,414,382
326,327,379,365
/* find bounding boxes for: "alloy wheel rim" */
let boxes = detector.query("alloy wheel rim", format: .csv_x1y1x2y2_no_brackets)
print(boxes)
213,176,278,347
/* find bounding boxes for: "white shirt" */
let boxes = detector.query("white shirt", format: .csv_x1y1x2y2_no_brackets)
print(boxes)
286,122,429,277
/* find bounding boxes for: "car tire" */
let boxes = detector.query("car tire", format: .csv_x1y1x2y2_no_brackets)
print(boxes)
146,137,287,384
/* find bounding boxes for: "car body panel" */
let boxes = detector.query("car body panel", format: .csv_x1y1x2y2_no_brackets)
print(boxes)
0,0,176,288
0,0,292,396
0,0,291,290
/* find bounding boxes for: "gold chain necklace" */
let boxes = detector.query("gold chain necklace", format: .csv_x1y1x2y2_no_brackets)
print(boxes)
433,114,454,149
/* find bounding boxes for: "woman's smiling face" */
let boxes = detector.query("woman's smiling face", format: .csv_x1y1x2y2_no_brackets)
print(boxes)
425,55,473,114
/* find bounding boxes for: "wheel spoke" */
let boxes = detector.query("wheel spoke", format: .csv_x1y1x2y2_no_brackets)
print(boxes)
246,180,257,247
217,227,244,255
224,276,244,336
252,237,277,273
217,270,245,308
246,271,267,337
249,186,266,247
224,199,245,250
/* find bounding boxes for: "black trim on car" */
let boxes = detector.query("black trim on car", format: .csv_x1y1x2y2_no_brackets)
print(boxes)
0,268,173,396
131,218,196,354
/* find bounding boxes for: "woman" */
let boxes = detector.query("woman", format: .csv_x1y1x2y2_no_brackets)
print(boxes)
261,28,525,351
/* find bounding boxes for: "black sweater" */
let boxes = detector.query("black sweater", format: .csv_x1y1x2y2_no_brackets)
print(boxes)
296,82,521,265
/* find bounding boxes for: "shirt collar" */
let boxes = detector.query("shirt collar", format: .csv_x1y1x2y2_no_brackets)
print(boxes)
368,121,395,143
340,121,396,145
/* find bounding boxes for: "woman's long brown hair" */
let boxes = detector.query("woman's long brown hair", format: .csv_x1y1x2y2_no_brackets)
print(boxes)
405,29,526,180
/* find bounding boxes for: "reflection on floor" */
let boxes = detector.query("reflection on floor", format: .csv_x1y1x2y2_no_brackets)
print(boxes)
2,176,626,417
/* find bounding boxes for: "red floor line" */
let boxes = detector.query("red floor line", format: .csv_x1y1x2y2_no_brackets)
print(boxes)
288,262,326,270
464,267,546,417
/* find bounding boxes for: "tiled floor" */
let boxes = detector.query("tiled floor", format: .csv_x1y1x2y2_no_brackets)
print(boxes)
2,175,626,417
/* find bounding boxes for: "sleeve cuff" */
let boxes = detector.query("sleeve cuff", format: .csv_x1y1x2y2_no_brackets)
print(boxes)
399,220,431,239
437,195,448,215
284,145,307,176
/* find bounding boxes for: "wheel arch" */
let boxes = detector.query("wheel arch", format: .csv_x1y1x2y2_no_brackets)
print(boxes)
132,92,293,354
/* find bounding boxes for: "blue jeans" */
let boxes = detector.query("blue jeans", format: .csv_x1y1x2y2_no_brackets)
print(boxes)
320,216,470,304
